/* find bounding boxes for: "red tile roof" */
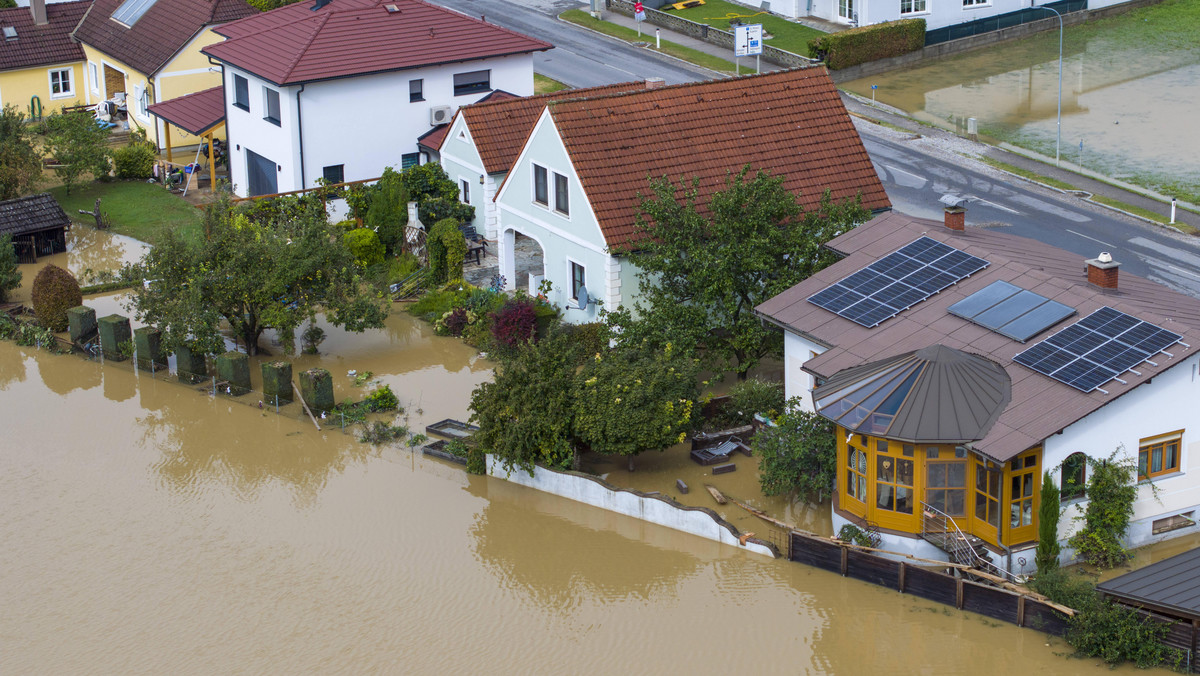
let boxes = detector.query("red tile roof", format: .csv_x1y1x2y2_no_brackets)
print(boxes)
72,0,257,77
0,0,88,73
459,81,657,174
755,211,1200,462
416,123,449,152
204,0,552,86
543,68,891,250
147,86,225,135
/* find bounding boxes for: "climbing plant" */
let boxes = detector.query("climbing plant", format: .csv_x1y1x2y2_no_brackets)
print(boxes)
1068,449,1140,568
752,401,837,501
1035,470,1061,575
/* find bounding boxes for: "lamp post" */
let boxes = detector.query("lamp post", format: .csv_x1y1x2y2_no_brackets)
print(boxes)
1032,3,1063,167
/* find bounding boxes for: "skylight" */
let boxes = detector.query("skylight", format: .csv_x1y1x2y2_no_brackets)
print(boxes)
2,27,16,41
112,0,159,27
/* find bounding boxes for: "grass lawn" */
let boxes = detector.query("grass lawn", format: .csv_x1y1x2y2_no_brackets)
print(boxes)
49,180,204,246
535,74,569,94
977,157,1077,192
666,0,824,57
560,9,738,73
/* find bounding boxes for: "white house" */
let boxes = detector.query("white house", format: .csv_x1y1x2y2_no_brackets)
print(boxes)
755,208,1200,575
489,67,891,320
201,0,550,197
720,0,1100,32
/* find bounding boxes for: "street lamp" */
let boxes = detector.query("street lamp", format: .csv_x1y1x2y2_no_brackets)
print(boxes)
1032,3,1063,167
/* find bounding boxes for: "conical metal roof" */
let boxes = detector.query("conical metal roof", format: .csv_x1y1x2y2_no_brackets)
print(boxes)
812,345,1011,444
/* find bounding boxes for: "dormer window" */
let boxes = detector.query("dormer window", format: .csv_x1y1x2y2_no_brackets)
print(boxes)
112,0,159,27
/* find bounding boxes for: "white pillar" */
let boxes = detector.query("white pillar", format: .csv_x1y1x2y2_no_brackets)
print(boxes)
605,255,622,312
500,228,516,291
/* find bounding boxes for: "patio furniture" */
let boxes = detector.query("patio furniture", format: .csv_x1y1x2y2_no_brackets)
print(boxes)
690,438,741,465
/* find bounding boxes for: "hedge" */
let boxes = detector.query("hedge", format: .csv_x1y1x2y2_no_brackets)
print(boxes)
808,19,925,70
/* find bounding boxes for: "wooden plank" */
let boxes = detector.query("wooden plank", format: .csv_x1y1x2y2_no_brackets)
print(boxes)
840,545,848,576
846,549,900,590
898,561,907,593
956,578,964,609
1018,594,1026,627
712,463,737,475
293,382,321,431
675,479,689,494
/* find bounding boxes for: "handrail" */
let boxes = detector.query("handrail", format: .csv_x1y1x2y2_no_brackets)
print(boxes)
921,501,1020,583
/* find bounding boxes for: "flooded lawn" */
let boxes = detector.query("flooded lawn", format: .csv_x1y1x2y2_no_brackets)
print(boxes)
10,224,148,304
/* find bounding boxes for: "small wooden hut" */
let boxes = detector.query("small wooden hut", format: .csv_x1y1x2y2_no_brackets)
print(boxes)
0,193,70,263
1098,546,1200,667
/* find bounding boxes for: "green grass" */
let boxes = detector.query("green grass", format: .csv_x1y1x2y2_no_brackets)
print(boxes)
48,180,204,246
667,0,824,57
1089,194,1199,234
561,9,738,73
977,157,1077,191
535,74,569,94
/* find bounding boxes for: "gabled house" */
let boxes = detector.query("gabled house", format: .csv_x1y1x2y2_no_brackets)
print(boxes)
731,0,1098,32
490,67,891,320
755,208,1200,574
201,0,552,198
71,0,256,147
0,0,89,117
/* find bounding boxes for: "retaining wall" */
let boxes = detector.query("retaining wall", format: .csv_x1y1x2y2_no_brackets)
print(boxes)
486,455,776,557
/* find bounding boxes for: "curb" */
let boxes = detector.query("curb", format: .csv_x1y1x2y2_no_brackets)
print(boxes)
555,14,731,80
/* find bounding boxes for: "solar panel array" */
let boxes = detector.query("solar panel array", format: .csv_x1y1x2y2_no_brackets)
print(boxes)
808,237,989,327
1013,307,1182,392
948,280,1076,342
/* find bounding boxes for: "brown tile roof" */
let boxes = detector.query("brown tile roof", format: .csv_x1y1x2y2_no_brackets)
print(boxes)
543,67,890,250
203,0,551,86
0,0,88,73
0,193,71,237
147,85,224,135
417,123,450,152
755,211,1200,462
73,0,257,77
459,81,655,174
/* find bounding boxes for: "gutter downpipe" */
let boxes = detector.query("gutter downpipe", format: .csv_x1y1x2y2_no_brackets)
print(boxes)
207,57,232,187
296,84,306,190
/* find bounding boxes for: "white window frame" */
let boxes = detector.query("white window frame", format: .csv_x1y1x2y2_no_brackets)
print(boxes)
532,163,548,207
460,178,470,205
553,171,569,216
48,67,73,99
901,0,927,14
568,258,586,302
530,163,571,219
263,86,281,126
89,62,99,95
839,0,854,20
962,0,989,6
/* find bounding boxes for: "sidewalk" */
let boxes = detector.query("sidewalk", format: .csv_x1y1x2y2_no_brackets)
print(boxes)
589,7,785,73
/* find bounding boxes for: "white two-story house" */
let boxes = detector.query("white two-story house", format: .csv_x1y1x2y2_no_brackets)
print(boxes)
201,0,550,197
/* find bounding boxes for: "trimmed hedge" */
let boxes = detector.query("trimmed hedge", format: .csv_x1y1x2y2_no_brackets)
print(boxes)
808,19,925,70
31,264,82,332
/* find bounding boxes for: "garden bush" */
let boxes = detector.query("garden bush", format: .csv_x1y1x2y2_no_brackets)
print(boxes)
30,264,81,332
342,228,385,268
112,142,156,179
1068,450,1138,568
808,19,925,69
364,384,400,412
0,233,20,302
490,296,538,350
387,252,420,284
725,377,785,426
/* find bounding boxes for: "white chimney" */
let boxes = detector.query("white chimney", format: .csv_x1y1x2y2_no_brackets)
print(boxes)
30,0,48,26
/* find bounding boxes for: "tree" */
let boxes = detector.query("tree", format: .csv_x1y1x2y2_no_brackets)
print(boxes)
1035,470,1061,575
613,165,869,378
752,401,838,501
0,234,20,302
0,104,42,200
573,343,699,469
1068,449,1140,568
365,167,409,255
30,264,81,331
42,111,111,195
0,1,15,11
400,162,474,226
123,196,389,356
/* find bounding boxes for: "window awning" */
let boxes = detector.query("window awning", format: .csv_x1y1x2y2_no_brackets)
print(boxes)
147,86,225,136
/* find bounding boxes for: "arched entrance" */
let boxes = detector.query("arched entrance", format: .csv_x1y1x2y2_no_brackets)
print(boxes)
499,228,545,293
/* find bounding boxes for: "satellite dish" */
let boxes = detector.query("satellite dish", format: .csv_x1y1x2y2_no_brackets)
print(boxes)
576,285,589,310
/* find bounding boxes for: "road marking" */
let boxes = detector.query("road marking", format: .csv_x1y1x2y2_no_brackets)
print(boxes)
968,197,1020,214
884,164,924,181
1066,229,1116,248
1165,263,1200,281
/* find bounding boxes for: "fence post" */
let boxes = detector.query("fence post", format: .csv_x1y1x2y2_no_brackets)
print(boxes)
840,546,848,576
898,561,907,593
275,394,279,413
1017,594,1026,627
956,578,965,609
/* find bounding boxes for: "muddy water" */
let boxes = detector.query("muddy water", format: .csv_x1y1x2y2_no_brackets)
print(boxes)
10,225,148,304
0,313,1156,673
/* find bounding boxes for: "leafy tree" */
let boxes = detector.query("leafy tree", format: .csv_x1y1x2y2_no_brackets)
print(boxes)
123,195,388,356
0,0,16,9
0,104,42,200
400,162,474,226
573,343,699,469
613,165,869,378
0,233,20,302
42,111,111,194
1068,449,1140,568
365,167,408,254
752,401,837,501
1035,470,1061,575
342,228,384,268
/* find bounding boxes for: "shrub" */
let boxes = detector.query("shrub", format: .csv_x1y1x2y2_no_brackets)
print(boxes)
1036,470,1062,575
753,402,837,500
365,167,408,255
387,252,420,284
724,377,785,426
335,219,359,232
30,264,81,331
112,142,156,179
436,307,474,337
0,233,20,302
359,420,408,444
490,297,538,349
342,228,385,268
466,444,486,475
426,217,465,284
837,524,875,548
364,384,399,412
808,19,925,69
1068,449,1139,568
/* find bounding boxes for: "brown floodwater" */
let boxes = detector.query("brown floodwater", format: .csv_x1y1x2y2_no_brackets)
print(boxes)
1,307,1166,674
10,225,149,304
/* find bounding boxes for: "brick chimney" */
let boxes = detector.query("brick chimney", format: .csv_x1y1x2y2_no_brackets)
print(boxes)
30,0,48,26
944,206,965,231
645,77,665,90
1086,252,1120,290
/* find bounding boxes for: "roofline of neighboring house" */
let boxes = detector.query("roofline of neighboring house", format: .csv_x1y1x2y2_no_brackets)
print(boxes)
70,5,227,78
0,58,86,74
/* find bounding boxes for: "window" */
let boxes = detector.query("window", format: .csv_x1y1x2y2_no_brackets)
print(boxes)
553,172,569,215
532,164,548,206
453,70,490,96
839,0,854,20
1139,432,1182,480
928,457,967,517
49,68,72,98
900,0,926,13
1008,451,1039,541
460,179,470,205
875,441,914,515
974,460,1001,529
570,261,585,301
846,437,868,504
400,152,420,170
89,62,99,94
263,87,280,126
138,85,149,117
1061,452,1087,501
409,79,423,102
233,74,249,111
963,0,988,6
322,164,344,185
112,0,158,26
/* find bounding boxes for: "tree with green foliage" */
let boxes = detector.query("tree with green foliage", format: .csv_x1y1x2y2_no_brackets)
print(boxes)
245,0,304,10
0,234,20,302
611,165,869,378
42,111,111,194
400,162,474,226
365,167,409,254
427,217,466,284
342,228,385,268
573,343,699,469
0,0,16,9
0,104,42,200
752,401,837,501
1068,449,1140,568
1035,470,1061,575
123,195,389,356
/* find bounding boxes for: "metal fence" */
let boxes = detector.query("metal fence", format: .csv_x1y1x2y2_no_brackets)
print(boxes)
925,0,1087,45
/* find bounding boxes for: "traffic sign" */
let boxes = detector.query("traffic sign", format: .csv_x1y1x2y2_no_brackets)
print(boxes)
734,24,763,57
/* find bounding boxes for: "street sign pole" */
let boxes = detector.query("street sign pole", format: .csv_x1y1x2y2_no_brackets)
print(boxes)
634,1,644,37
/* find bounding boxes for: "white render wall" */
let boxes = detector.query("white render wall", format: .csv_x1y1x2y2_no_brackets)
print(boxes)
808,0,1061,31
783,330,827,412
224,67,301,197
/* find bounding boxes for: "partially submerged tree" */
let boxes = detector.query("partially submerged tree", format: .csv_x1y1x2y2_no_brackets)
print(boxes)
42,111,111,195
31,263,81,331
0,104,42,200
0,233,21,302
124,196,389,355
612,165,869,378
752,401,838,501
365,167,409,255
1035,470,1062,575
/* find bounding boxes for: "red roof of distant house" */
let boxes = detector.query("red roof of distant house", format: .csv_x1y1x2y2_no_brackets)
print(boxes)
541,67,891,249
0,0,88,73
73,0,257,77
203,0,552,86
148,86,225,135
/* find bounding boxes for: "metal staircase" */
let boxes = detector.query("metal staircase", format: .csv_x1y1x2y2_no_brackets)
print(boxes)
921,502,1018,582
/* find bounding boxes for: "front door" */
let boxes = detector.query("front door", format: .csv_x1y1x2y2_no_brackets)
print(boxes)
246,149,278,197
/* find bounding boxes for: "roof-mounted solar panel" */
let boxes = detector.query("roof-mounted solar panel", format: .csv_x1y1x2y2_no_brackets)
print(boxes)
112,0,158,26
808,236,988,328
948,280,1075,342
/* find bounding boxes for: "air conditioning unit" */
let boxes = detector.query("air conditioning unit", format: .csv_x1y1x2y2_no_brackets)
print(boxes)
430,105,452,125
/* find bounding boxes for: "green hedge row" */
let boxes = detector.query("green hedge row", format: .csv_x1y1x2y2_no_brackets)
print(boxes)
808,19,925,70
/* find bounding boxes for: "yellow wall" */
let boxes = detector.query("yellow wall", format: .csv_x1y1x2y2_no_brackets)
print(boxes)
0,61,87,118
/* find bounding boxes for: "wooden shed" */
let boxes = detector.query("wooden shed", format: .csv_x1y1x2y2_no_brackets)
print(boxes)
1097,547,1200,669
0,193,70,263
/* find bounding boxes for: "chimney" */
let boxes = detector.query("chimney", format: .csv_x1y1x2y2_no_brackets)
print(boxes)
1086,252,1120,290
645,77,665,90
944,206,965,231
30,0,48,26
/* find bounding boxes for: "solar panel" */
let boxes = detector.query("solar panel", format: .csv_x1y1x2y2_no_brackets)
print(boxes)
948,280,1075,342
807,237,989,328
1013,307,1183,392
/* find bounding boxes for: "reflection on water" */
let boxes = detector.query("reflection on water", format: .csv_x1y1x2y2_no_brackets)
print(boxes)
10,225,148,304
